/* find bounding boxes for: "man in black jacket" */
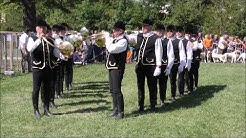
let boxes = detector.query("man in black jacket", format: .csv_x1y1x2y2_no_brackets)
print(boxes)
27,20,66,119
105,21,128,119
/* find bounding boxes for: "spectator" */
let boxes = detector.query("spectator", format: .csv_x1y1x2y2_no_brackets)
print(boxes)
19,28,32,73
73,47,83,64
203,34,213,63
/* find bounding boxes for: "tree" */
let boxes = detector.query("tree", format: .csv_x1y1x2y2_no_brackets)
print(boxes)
1,0,81,31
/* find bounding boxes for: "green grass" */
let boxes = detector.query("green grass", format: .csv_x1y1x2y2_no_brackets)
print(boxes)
1,62,245,137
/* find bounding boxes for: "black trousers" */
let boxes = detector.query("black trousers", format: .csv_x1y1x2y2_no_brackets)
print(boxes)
64,58,73,89
109,69,124,95
32,67,52,110
54,65,62,96
158,65,168,102
188,61,200,91
41,68,56,103
184,68,190,91
169,64,179,98
109,69,125,113
178,68,185,95
135,63,157,107
60,61,65,93
21,51,32,73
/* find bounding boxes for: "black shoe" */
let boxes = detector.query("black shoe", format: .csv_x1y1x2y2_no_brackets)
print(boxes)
114,112,124,119
171,97,176,102
188,90,193,94
137,106,144,112
57,95,62,99
109,112,118,117
34,110,41,119
69,84,73,90
149,105,156,111
44,109,53,117
160,101,165,107
50,102,57,108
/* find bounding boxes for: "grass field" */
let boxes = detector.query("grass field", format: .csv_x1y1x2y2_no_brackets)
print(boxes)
0,62,245,137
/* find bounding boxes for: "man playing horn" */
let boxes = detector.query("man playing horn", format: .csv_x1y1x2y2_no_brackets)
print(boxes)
27,20,67,119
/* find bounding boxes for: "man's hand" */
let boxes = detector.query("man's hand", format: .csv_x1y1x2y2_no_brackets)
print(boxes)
164,68,170,76
186,62,191,71
178,65,184,73
153,66,161,76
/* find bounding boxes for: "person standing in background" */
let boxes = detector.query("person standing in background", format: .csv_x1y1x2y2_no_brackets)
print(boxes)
19,28,32,73
134,18,163,111
203,34,213,63
167,25,186,102
61,23,74,91
154,23,174,107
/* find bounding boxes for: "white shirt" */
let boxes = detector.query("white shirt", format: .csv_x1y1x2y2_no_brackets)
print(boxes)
218,37,227,50
192,40,203,51
27,36,66,60
106,34,128,54
52,34,63,48
165,38,175,69
19,32,29,49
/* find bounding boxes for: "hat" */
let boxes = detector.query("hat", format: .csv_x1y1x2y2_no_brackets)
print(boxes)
36,20,48,27
113,21,125,30
166,25,175,32
142,18,154,26
156,23,165,30
176,26,184,32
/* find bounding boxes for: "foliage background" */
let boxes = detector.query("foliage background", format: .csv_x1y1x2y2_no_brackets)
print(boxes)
0,0,246,37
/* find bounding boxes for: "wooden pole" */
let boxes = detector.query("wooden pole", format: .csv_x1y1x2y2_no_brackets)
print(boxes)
0,34,3,73
4,35,7,71
9,35,13,70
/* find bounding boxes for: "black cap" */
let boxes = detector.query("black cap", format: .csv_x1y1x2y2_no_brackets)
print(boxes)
113,21,125,30
166,25,175,32
156,23,165,30
36,20,48,27
142,18,154,26
176,26,184,32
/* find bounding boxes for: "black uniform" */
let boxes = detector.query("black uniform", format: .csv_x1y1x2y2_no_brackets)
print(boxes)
188,48,202,92
106,34,128,119
135,33,159,111
169,38,181,100
29,35,56,118
178,38,189,96
158,38,169,105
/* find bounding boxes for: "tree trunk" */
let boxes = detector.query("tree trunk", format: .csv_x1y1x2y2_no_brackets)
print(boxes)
21,0,36,32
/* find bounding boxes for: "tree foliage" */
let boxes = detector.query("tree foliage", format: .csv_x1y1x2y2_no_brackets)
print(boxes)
0,0,245,37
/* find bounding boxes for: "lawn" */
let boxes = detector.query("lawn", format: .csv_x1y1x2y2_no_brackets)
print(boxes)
0,62,245,137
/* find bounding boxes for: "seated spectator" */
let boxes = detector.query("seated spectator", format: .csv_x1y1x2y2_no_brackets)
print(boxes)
73,47,83,64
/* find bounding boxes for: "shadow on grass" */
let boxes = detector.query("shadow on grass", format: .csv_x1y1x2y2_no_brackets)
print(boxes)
59,99,110,107
54,81,111,115
54,106,110,115
72,81,109,92
63,90,109,99
128,84,227,118
63,81,109,98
